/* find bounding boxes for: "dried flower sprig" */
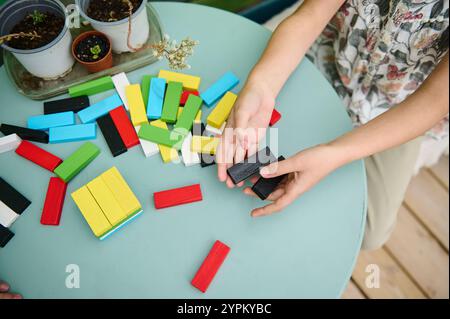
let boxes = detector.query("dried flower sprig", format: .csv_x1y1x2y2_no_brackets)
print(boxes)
151,35,199,70
0,31,41,45
123,0,198,70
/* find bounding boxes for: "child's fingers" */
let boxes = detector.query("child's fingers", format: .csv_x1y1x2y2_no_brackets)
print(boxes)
217,119,237,183
217,139,233,182
243,187,285,202
0,282,10,292
260,157,298,178
251,191,298,217
0,293,22,299
249,176,260,184
226,177,236,189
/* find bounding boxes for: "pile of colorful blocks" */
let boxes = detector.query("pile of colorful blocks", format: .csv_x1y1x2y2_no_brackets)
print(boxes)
0,69,284,293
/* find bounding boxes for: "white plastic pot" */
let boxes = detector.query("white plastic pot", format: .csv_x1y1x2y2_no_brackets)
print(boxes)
0,0,75,80
76,0,149,54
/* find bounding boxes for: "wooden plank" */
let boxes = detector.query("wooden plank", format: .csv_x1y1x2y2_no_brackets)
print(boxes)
341,280,366,299
352,248,426,299
385,206,449,299
428,155,449,190
404,170,449,250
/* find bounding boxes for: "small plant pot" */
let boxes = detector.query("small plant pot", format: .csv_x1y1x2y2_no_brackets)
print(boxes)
0,0,74,80
76,0,149,54
72,31,113,73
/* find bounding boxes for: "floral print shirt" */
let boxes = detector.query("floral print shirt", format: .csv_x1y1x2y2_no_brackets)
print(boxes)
307,0,449,139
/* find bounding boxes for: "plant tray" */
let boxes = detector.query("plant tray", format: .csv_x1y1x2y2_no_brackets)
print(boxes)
2,1,163,100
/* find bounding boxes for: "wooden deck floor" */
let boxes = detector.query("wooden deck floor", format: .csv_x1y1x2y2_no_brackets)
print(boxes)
342,155,449,299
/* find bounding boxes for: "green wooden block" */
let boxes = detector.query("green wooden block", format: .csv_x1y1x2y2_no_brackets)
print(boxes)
138,124,184,150
161,81,183,124
69,76,114,97
141,75,155,107
174,95,203,136
54,142,101,182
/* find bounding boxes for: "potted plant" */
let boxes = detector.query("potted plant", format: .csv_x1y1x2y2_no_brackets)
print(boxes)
72,30,112,73
0,0,74,80
76,0,149,54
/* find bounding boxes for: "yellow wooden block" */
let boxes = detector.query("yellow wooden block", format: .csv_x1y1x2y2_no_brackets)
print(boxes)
194,110,202,124
158,70,201,91
207,92,237,129
87,177,128,226
177,107,183,120
71,186,112,238
126,84,148,126
151,120,180,163
191,136,219,155
101,167,142,217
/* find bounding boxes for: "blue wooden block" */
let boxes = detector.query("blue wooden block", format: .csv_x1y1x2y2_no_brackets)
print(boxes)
99,210,143,241
49,123,97,143
200,72,240,107
147,78,166,120
78,94,123,124
27,111,75,130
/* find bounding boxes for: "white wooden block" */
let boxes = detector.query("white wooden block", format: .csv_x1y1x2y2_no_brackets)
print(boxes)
0,200,19,228
181,133,200,167
205,122,226,137
135,126,159,158
112,72,131,110
0,134,22,154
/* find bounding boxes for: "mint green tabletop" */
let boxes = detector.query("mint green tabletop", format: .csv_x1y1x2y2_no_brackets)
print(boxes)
0,2,367,298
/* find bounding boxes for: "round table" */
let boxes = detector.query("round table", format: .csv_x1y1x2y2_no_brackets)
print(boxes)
0,2,367,298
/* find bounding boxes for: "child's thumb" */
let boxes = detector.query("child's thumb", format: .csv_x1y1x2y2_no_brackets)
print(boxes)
260,157,295,178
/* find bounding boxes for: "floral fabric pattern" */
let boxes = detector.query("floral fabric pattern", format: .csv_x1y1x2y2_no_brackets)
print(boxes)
307,0,449,139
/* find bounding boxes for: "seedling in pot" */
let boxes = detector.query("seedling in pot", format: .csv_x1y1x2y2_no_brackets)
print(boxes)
85,0,199,70
72,31,113,73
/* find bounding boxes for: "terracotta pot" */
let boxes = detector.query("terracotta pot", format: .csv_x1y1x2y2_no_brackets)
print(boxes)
72,31,113,73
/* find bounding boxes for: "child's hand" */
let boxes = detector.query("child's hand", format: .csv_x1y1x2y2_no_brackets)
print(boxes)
243,144,339,217
217,81,276,188
0,281,22,299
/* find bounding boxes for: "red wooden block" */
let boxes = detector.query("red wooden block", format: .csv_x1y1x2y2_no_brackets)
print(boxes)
41,177,67,226
109,106,140,148
180,90,200,106
191,240,230,293
15,140,63,172
269,109,281,126
153,184,202,209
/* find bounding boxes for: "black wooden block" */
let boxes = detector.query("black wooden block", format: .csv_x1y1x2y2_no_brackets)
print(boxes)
44,96,90,115
0,224,14,248
0,124,49,144
0,177,31,215
251,156,287,200
227,147,277,184
200,153,216,168
191,122,206,136
97,114,127,157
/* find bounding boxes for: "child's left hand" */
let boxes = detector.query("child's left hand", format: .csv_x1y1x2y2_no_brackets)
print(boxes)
243,144,340,217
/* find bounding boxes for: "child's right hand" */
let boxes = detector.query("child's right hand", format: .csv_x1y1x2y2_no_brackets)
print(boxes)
217,81,276,188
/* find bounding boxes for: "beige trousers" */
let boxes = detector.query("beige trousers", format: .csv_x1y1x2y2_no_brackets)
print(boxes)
362,137,423,250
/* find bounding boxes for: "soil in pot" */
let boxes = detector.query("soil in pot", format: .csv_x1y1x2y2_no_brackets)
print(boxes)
87,0,143,22
7,10,64,50
75,34,110,63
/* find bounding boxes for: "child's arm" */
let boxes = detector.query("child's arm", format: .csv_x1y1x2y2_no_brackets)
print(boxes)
249,0,346,98
217,0,347,187
248,53,449,217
